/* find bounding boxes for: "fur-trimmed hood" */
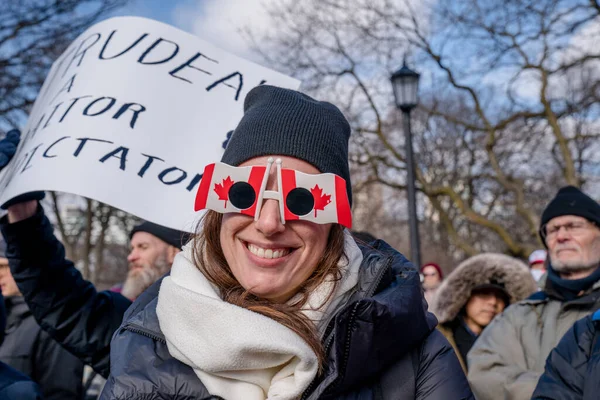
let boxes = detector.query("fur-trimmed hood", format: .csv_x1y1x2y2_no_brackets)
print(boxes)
431,253,537,324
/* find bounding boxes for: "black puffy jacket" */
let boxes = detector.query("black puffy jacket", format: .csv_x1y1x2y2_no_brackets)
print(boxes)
0,205,132,379
101,240,474,400
0,296,84,399
532,309,600,400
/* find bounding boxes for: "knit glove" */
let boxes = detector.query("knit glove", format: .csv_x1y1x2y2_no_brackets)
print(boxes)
0,130,45,209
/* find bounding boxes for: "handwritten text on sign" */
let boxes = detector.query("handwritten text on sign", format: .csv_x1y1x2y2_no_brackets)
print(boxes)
0,16,300,231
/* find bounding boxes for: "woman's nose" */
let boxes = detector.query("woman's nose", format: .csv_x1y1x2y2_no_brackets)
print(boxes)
255,199,285,236
487,295,499,306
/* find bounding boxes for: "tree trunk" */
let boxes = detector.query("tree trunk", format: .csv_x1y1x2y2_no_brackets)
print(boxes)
82,198,94,280
92,205,113,285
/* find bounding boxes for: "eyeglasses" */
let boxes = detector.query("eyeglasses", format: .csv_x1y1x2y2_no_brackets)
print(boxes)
541,220,597,241
194,158,352,228
422,272,438,277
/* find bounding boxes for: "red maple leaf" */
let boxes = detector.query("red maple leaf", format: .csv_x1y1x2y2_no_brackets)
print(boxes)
214,176,235,207
311,185,332,217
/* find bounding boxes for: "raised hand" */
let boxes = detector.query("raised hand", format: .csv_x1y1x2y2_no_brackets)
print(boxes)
0,129,45,215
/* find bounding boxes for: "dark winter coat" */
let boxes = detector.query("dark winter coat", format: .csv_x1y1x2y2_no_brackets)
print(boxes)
0,205,132,379
0,362,43,400
0,293,42,400
0,296,84,399
431,253,537,372
101,240,474,400
532,309,600,400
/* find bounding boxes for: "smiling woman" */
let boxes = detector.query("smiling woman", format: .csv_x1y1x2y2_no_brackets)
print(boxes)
102,85,475,400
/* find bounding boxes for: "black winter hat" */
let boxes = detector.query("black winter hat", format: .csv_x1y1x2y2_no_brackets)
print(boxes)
471,279,511,306
221,85,353,204
130,222,188,250
540,186,600,243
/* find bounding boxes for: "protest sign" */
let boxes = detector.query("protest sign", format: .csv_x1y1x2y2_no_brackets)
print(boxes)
0,16,300,232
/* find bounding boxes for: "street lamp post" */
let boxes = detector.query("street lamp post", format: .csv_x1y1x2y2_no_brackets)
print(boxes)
390,61,422,268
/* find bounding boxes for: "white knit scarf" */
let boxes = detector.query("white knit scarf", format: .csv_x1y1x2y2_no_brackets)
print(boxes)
156,230,363,400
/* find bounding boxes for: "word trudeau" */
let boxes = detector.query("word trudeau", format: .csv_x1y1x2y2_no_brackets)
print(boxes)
14,136,202,192
49,27,259,102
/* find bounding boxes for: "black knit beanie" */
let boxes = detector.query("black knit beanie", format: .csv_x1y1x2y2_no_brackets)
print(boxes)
540,186,600,244
221,85,352,204
130,222,188,250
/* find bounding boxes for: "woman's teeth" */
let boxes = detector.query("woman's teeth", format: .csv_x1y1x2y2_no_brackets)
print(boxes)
247,243,290,259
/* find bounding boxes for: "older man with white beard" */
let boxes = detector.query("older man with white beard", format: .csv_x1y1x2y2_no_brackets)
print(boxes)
467,186,600,400
119,222,182,300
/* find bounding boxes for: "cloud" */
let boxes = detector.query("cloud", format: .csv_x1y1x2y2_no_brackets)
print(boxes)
172,0,274,62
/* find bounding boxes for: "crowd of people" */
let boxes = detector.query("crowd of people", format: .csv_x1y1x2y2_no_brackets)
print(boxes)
0,85,598,399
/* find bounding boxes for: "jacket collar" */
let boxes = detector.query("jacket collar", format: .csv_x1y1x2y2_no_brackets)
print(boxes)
524,278,600,305
305,240,436,399
544,271,600,300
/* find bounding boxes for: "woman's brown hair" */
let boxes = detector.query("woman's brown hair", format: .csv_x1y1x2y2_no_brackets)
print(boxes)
193,211,346,369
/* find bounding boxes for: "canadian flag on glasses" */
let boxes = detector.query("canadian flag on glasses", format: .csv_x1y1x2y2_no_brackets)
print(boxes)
280,168,352,228
194,163,267,217
194,161,352,229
